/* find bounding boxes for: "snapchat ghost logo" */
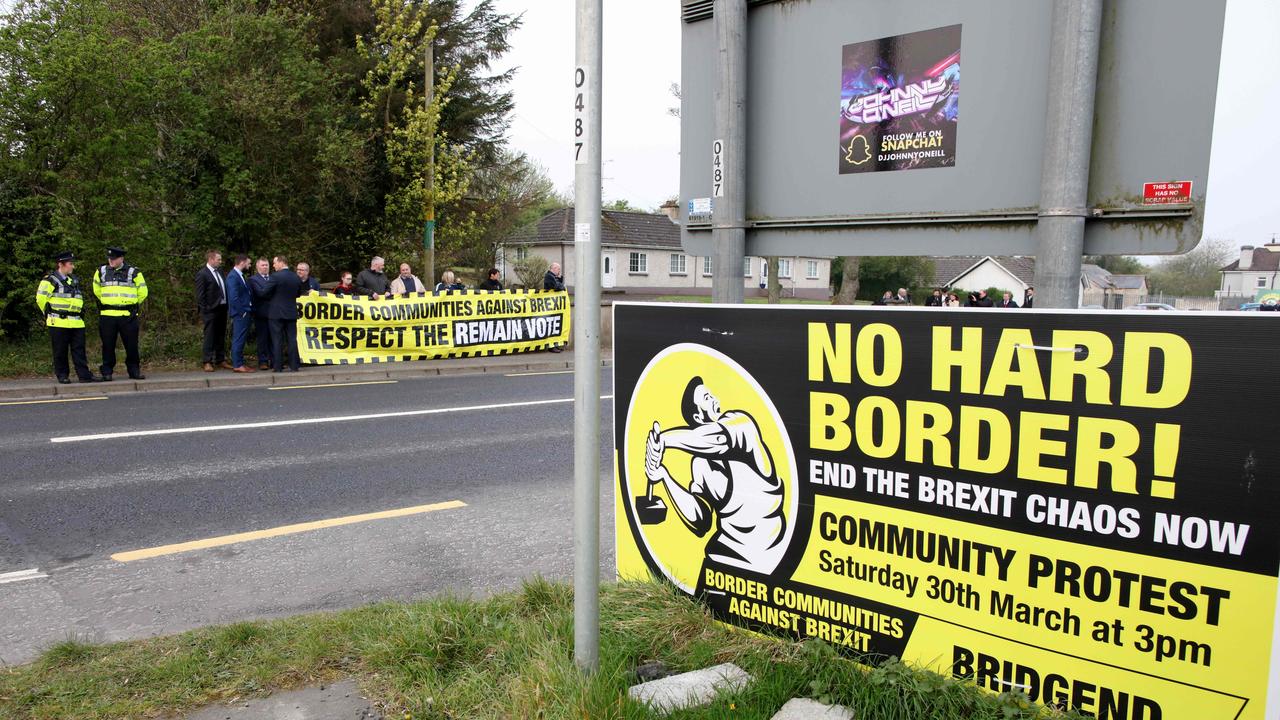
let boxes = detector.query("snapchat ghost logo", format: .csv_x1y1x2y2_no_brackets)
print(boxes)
845,135,872,165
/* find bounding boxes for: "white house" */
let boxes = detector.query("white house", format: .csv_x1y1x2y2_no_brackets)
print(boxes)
931,255,1147,307
1218,243,1280,298
499,207,833,299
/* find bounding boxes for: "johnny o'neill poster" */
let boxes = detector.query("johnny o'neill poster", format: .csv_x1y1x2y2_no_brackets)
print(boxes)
614,302,1280,720
839,25,960,174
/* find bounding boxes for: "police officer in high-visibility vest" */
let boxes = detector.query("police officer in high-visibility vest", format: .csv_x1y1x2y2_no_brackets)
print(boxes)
93,246,148,381
34,251,99,384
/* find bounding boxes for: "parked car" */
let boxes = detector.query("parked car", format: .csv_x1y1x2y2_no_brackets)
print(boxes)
1127,302,1178,311
1240,302,1261,311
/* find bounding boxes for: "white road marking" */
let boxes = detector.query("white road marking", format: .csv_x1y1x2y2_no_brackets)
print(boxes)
505,370,574,377
268,380,398,391
0,568,48,585
0,396,108,407
51,395,615,443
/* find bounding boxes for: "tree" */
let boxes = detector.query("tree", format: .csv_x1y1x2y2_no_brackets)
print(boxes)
1085,255,1147,275
604,198,645,213
1147,238,1233,296
832,257,860,304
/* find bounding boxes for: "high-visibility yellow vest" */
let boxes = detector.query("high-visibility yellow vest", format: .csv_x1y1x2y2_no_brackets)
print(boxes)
93,263,148,316
35,273,86,328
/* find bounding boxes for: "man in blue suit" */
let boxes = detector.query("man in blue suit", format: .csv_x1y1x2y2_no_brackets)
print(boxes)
263,255,304,372
226,254,256,373
248,257,274,370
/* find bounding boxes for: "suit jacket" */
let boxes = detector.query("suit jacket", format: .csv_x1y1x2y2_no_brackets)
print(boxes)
248,273,272,317
263,269,304,320
194,266,226,314
227,268,253,318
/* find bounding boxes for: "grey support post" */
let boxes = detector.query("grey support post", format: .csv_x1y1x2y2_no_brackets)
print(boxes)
711,0,747,304
1032,0,1104,308
572,0,603,673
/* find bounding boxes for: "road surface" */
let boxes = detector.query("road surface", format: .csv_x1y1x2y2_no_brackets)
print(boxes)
0,368,615,664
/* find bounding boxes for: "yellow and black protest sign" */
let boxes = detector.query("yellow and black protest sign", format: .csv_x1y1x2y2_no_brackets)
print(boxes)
613,303,1280,720
296,289,570,364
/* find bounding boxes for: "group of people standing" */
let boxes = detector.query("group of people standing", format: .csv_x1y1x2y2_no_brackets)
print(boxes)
34,248,147,383
874,287,1035,308
195,251,310,374
35,249,568,383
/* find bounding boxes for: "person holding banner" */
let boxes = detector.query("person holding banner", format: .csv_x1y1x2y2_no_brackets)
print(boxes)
355,256,388,299
333,271,356,297
389,263,425,294
479,268,503,291
434,270,465,292
542,263,566,352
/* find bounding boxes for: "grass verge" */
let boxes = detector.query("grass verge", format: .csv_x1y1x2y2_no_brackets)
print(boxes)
0,580,1082,720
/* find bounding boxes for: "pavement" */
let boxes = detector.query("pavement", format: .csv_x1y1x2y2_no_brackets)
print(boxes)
0,347,605,400
0,353,616,666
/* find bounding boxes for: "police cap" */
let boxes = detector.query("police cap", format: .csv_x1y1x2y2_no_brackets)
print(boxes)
106,246,126,259
54,251,76,263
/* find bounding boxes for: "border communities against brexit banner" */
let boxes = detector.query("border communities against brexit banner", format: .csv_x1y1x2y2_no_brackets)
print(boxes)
613,303,1280,720
296,289,570,364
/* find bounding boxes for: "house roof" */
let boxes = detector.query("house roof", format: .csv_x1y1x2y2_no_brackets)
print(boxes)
932,256,1036,288
1108,274,1147,290
1080,263,1113,289
1221,244,1280,272
506,208,681,249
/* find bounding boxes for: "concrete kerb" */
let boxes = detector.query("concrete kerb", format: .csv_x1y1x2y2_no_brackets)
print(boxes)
0,352,610,400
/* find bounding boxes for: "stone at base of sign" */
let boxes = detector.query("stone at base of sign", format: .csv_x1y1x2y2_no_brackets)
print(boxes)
770,697,856,720
627,662,751,714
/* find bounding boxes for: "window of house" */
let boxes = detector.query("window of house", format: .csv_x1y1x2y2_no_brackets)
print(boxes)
779,259,792,279
669,253,687,275
515,246,528,261
702,256,713,276
743,257,752,277
1258,276,1269,288
629,252,648,274
806,260,819,279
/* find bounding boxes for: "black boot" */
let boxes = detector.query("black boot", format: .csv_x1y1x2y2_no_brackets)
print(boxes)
101,374,113,382
57,377,71,384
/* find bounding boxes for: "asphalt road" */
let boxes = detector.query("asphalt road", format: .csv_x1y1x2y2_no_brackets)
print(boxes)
0,368,616,665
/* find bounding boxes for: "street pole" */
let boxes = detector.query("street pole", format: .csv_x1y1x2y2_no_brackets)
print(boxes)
711,0,746,304
1032,0,1103,309
423,40,436,286
572,0,602,673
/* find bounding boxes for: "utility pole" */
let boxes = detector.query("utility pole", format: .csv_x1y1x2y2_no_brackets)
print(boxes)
711,0,746,304
1032,0,1103,308
572,0,603,673
423,40,436,286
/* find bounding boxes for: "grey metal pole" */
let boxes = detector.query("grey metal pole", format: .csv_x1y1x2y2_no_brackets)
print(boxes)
711,0,746,304
572,0,602,673
1032,0,1104,309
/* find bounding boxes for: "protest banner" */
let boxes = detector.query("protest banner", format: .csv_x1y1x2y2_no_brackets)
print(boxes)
613,302,1280,720
296,289,570,364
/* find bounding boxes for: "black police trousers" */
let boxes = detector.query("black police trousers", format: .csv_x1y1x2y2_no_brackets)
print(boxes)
50,326,93,381
100,313,140,377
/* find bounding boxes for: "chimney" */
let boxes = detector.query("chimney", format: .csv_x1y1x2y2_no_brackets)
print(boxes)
1240,246,1255,270
659,199,679,223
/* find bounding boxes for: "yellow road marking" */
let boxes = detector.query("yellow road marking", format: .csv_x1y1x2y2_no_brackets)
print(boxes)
268,380,398,391
0,396,107,407
111,500,466,562
505,370,574,377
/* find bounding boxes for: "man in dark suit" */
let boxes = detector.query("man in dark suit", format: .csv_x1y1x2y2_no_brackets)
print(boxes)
226,254,256,372
194,249,231,372
263,255,304,372
247,257,273,370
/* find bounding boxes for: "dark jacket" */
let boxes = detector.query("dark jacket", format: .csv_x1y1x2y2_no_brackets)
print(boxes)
302,275,321,293
263,269,304,320
194,266,226,314
543,270,564,291
355,268,388,296
248,273,272,317
1023,295,1034,308
226,268,253,318
924,294,943,307
479,278,503,291
998,299,1019,308
974,295,994,308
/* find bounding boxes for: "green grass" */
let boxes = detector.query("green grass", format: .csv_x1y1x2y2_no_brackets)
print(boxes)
653,295,840,305
0,322,225,379
0,580,1082,720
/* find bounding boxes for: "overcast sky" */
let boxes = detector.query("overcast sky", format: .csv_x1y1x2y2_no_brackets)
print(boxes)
493,0,1280,251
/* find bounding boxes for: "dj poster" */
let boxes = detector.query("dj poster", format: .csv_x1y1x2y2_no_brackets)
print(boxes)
839,25,961,174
